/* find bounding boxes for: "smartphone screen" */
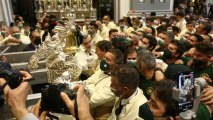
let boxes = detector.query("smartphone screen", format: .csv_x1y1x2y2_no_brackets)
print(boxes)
178,71,194,112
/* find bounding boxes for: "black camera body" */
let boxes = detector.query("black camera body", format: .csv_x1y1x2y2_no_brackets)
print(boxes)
0,68,23,91
40,83,76,114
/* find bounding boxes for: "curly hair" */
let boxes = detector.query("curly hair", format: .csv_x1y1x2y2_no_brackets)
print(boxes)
153,80,179,118
195,41,213,56
111,64,139,89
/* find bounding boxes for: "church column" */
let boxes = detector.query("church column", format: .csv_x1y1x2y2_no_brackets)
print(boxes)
114,0,131,23
0,0,13,26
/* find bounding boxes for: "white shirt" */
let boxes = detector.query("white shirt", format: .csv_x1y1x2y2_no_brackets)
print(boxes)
75,49,98,72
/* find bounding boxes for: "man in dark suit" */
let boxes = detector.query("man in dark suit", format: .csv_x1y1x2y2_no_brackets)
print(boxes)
23,30,41,51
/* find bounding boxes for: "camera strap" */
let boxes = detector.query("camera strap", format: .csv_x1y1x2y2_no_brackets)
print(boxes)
74,95,80,120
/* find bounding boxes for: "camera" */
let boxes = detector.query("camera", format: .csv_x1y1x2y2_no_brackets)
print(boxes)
40,83,76,114
173,76,207,120
40,81,92,114
0,62,23,94
178,71,194,112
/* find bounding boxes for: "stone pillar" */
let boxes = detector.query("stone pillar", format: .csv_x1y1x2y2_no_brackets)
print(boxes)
118,0,130,19
0,0,13,26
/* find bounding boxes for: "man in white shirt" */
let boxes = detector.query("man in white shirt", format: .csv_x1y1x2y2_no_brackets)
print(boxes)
0,26,30,45
102,15,117,30
106,29,119,41
85,48,123,120
88,22,103,48
82,17,91,36
175,11,187,40
75,35,98,79
108,64,147,120
117,19,128,35
96,20,109,40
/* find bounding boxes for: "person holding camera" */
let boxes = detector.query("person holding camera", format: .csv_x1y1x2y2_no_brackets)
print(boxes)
0,71,39,120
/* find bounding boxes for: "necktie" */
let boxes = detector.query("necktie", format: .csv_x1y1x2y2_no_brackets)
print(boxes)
115,101,124,116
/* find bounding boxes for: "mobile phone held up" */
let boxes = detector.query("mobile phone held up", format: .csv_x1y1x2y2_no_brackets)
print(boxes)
178,71,195,112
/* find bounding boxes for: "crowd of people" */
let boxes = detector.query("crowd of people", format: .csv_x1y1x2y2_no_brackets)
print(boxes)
0,6,213,120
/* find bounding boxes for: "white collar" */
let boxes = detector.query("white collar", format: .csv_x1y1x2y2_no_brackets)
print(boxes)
121,89,138,105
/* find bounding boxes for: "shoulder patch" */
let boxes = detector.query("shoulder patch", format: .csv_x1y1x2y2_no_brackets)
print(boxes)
200,73,209,78
146,87,153,95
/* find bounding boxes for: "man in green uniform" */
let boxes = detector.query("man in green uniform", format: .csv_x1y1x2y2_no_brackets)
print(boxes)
188,41,213,82
136,50,164,99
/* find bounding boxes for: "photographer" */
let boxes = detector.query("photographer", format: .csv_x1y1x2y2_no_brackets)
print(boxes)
0,70,93,120
0,71,39,120
61,85,93,120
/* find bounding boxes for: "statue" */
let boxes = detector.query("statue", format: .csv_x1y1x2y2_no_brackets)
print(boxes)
28,17,82,83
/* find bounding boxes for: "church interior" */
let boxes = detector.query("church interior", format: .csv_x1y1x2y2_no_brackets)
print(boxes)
0,0,213,120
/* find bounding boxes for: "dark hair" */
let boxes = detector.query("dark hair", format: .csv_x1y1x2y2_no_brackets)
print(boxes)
171,39,186,58
149,26,156,36
109,29,118,36
153,80,179,118
202,23,212,35
146,17,154,22
119,19,125,23
175,11,185,17
132,18,140,25
172,26,180,33
96,40,112,52
186,21,195,26
190,33,203,42
156,26,167,35
108,48,124,64
195,41,213,56
111,64,139,89
143,35,157,51
111,37,128,54
89,22,98,30
124,47,137,62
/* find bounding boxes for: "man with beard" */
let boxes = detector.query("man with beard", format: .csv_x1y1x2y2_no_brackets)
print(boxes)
183,33,204,58
188,41,213,82
158,39,189,65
